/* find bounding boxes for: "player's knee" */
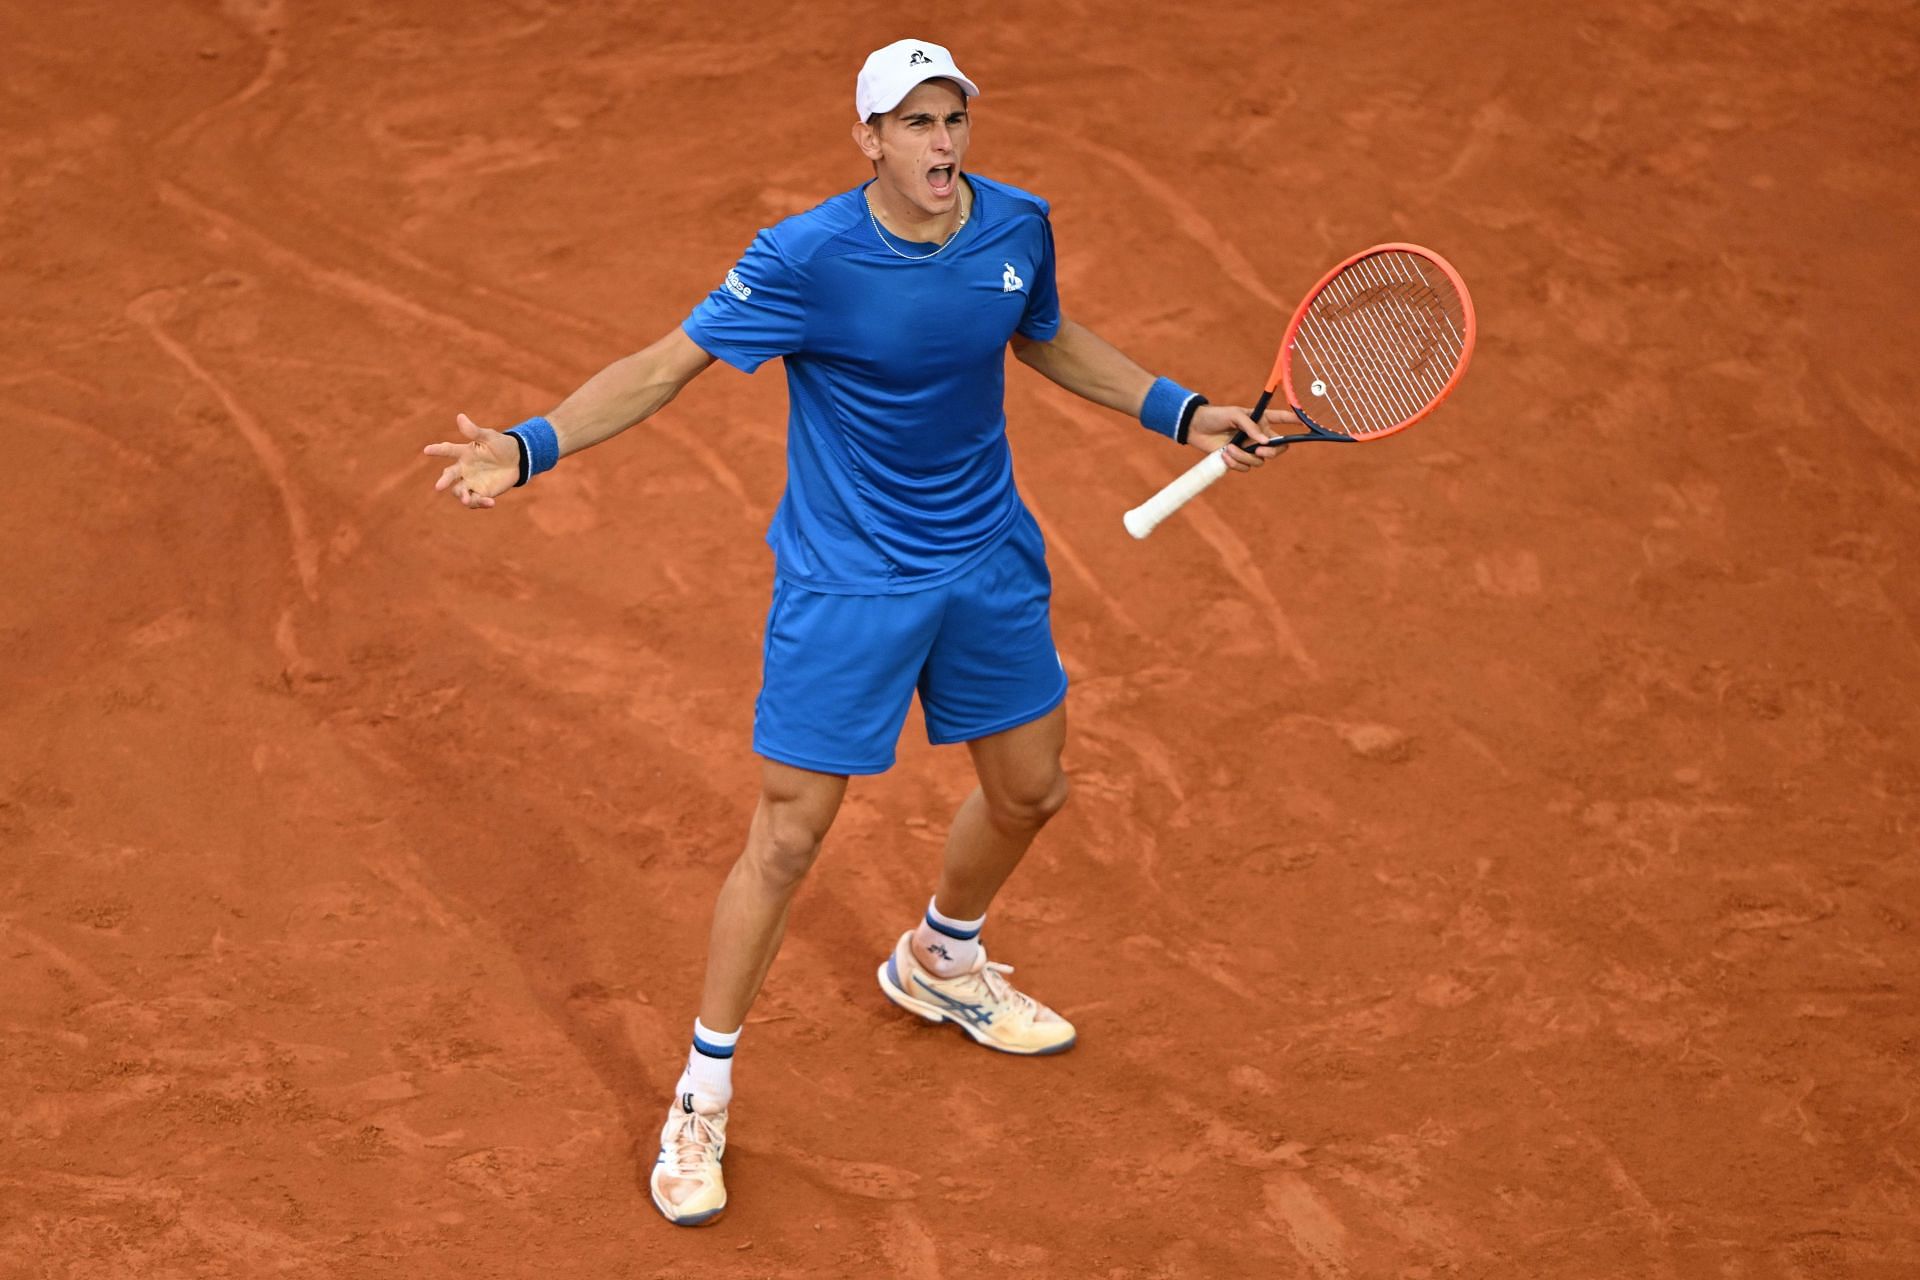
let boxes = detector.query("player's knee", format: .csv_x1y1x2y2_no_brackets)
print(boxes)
989,768,1070,832
744,809,828,891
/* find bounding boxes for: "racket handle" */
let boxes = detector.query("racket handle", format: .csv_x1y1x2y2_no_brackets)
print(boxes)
1122,448,1232,539
1225,390,1272,452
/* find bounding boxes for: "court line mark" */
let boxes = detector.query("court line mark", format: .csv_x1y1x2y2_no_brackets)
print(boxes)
127,289,319,602
1000,117,1289,313
1118,452,1320,680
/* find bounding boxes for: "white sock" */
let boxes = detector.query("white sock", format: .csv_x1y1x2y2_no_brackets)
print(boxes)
911,896,986,978
673,1018,739,1109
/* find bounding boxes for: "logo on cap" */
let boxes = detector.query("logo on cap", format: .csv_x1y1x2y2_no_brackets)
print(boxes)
908,49,932,64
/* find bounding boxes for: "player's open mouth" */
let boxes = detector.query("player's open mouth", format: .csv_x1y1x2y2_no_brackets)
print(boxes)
927,165,956,198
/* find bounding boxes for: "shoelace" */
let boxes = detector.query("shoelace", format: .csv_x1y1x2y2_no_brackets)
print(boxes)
971,960,1040,1020
662,1109,724,1178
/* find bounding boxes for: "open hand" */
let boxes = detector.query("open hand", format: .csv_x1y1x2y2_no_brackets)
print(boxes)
423,413,519,509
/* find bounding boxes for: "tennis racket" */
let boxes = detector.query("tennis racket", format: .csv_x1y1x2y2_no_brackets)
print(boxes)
1123,243,1476,539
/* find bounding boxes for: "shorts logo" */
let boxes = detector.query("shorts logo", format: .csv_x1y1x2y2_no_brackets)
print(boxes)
723,269,752,300
908,49,932,65
1002,262,1025,294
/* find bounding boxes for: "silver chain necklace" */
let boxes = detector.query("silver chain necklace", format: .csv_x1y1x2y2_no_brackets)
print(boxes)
864,189,969,261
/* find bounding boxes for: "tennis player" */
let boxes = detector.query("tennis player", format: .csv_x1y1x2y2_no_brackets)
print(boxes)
423,39,1286,1225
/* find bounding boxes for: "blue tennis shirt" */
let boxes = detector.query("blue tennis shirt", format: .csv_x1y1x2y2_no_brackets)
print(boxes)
683,174,1062,594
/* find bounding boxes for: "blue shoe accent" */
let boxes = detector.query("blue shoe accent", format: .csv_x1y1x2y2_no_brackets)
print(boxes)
878,933,1075,1055
910,973,995,1027
1020,1033,1077,1057
653,1191,727,1227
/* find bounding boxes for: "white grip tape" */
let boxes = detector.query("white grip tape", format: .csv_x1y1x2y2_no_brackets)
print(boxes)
1122,448,1232,539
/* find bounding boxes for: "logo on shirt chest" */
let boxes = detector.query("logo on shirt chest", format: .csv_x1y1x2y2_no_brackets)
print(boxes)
1001,262,1025,294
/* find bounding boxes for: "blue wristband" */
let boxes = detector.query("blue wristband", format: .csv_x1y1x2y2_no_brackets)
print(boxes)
1139,377,1207,445
504,416,560,486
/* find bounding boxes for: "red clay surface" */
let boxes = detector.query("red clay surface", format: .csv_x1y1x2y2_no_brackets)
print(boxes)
6,2,1919,1276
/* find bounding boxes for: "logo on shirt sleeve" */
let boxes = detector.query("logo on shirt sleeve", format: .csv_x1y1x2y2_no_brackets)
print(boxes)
724,269,752,300
1001,262,1026,294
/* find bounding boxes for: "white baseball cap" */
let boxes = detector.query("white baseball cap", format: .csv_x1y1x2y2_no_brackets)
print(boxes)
855,39,981,120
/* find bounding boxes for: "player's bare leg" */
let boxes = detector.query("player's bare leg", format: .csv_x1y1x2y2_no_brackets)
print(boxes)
652,760,846,1226
937,703,1069,919
699,761,850,1029
877,704,1077,1055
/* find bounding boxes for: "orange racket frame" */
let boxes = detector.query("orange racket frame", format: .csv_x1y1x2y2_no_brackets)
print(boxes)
1124,243,1476,539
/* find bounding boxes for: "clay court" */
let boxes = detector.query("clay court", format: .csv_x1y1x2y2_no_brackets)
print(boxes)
5,0,1918,1275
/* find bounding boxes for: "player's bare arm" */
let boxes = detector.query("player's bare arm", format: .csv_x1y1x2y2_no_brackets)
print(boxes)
1010,319,1292,471
423,326,715,509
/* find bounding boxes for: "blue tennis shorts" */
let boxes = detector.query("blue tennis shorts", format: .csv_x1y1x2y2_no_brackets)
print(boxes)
753,510,1068,775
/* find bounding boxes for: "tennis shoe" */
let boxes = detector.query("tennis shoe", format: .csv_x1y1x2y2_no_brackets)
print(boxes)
649,1093,728,1226
877,931,1076,1055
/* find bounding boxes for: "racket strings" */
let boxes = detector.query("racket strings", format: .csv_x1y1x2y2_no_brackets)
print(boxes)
1301,265,1452,431
1291,250,1467,437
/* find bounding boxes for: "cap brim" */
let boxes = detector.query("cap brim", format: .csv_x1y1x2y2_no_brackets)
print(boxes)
869,71,981,117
